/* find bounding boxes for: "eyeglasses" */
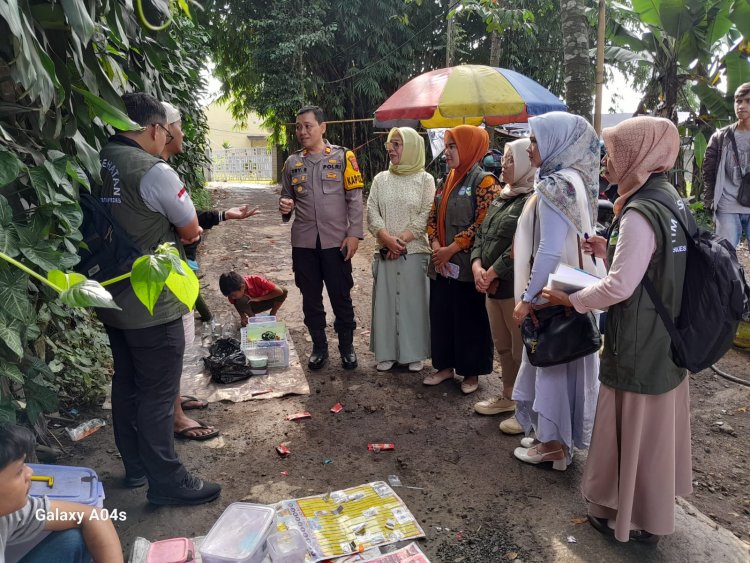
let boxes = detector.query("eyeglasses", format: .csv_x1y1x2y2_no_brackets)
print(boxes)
384,141,403,151
149,122,174,143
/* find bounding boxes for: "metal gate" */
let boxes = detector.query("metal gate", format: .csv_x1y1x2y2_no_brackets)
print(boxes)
211,147,273,181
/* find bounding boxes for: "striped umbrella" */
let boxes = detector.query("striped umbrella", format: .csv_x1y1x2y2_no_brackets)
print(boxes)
374,65,566,128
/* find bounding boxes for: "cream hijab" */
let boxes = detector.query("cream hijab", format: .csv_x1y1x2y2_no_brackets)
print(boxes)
500,138,536,199
388,127,425,176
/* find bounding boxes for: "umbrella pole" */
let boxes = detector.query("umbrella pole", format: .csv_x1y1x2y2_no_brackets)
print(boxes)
594,0,606,134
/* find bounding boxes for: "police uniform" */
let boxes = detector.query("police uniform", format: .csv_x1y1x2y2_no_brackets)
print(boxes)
281,142,364,360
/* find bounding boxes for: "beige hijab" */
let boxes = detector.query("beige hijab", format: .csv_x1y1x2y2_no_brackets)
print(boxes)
602,116,680,215
500,137,535,199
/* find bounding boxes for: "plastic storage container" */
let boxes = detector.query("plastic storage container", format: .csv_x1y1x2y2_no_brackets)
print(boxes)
27,463,105,507
240,327,290,368
200,503,276,563
266,528,307,563
146,538,196,563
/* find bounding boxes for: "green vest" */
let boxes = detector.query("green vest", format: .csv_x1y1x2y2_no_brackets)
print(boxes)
430,165,495,282
95,138,187,329
599,175,688,395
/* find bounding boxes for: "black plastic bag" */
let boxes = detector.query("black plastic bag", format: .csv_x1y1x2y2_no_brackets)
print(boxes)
203,337,254,384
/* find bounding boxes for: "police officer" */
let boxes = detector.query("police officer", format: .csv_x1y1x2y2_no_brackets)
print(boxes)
279,106,364,370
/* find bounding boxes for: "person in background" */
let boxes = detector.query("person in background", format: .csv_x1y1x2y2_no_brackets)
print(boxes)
367,127,435,373
511,112,606,471
160,101,257,440
0,424,123,562
543,117,691,543
424,125,500,394
98,92,220,504
471,138,535,433
219,271,288,326
701,83,750,349
279,106,364,371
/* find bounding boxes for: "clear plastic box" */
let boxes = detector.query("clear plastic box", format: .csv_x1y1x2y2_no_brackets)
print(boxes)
240,327,289,368
267,528,307,563
200,503,276,563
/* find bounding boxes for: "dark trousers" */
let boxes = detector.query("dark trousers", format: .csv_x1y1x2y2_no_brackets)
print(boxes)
430,275,493,377
105,318,187,486
292,244,355,335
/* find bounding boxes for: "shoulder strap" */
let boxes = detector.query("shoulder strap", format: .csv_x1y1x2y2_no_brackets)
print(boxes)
728,127,746,175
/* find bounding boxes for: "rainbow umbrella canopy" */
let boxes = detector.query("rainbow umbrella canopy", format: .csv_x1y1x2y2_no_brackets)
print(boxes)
374,65,567,129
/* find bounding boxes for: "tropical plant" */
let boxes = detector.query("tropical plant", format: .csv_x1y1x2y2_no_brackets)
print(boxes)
0,0,209,424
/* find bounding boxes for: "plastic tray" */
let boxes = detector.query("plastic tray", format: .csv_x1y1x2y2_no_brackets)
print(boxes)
200,503,276,563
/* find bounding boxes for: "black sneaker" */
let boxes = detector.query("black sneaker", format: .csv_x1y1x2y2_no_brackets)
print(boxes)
146,473,221,506
123,473,147,488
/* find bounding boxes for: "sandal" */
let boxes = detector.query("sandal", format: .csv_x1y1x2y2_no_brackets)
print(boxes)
174,422,219,441
180,395,208,410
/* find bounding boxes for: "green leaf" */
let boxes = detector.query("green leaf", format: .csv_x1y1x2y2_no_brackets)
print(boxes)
72,87,141,131
0,315,24,359
693,130,707,169
0,358,24,384
692,81,734,118
72,132,102,184
130,255,171,314
48,270,86,291
165,260,199,310
0,195,13,227
0,224,19,259
28,166,54,205
19,245,61,273
66,160,90,190
177,0,191,18
0,396,16,424
0,268,32,322
631,0,663,27
725,50,750,101
61,0,96,45
59,279,120,309
0,150,24,188
730,0,750,37
601,45,653,65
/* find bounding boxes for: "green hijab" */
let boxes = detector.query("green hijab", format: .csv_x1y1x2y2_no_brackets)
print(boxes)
387,127,425,176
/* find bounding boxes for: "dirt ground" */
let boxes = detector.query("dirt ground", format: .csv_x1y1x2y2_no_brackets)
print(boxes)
67,184,750,562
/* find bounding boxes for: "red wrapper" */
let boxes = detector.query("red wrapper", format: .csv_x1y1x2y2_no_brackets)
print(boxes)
368,443,395,452
251,388,273,396
330,403,343,414
280,470,289,476
276,444,291,457
285,411,312,421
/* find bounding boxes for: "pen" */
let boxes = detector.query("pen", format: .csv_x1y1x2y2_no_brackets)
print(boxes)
584,233,597,265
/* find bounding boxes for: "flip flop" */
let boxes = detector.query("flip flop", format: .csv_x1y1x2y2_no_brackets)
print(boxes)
174,422,219,441
180,395,208,410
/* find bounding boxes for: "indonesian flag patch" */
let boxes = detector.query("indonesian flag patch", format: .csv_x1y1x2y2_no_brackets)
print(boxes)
177,187,188,202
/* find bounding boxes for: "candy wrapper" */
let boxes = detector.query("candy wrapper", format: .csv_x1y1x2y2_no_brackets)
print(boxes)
368,443,395,452
276,444,291,457
330,403,344,413
286,411,312,421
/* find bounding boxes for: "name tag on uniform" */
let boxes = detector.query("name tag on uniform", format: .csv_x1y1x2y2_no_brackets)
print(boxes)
326,172,338,180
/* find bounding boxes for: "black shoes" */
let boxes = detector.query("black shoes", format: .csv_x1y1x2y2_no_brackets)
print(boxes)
146,473,221,506
308,349,329,370
341,349,358,370
587,514,660,544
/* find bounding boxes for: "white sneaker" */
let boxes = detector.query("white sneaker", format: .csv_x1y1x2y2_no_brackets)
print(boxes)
474,396,515,416
408,361,424,372
499,415,524,435
376,361,395,371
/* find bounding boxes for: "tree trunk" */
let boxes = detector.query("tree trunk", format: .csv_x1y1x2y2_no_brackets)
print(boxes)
489,31,501,67
560,0,593,123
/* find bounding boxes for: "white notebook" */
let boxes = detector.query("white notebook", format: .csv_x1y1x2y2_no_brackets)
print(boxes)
547,263,602,294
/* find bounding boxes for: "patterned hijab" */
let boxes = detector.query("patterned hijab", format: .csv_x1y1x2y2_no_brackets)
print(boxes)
529,112,600,234
602,116,680,215
437,125,490,245
388,127,425,176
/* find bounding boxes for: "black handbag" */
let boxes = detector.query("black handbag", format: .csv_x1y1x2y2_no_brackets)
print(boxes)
521,304,601,367
520,209,601,367
728,130,750,207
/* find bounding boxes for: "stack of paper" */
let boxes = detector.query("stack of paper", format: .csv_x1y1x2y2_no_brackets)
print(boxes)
547,263,602,294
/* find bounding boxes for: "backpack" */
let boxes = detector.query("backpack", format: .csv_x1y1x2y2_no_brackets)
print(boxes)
74,187,143,283
637,190,750,373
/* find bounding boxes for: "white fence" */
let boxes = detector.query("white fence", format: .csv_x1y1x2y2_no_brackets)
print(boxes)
211,147,273,181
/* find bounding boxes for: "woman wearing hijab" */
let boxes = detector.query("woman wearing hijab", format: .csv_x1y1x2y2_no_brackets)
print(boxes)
542,117,691,543
424,125,501,394
367,128,436,372
471,138,536,431
511,112,606,471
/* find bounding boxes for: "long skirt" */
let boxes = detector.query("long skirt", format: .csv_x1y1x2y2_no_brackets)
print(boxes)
512,347,600,464
429,274,493,377
370,253,431,364
582,378,693,542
